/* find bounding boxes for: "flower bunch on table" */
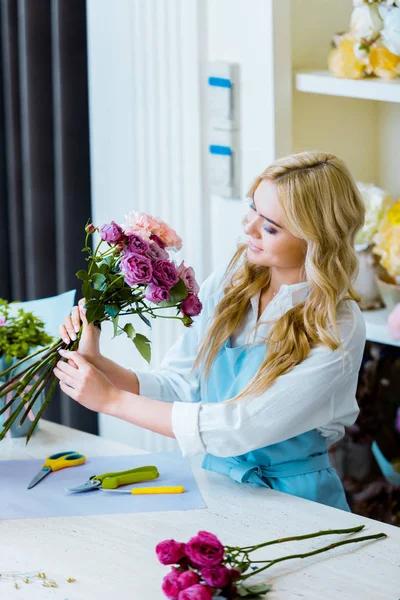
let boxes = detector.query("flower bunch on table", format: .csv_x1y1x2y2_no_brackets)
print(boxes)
328,0,400,79
0,212,202,443
156,526,387,599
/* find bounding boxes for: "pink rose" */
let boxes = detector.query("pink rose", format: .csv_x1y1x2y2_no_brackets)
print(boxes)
185,531,224,568
177,261,200,295
388,303,400,341
178,584,213,600
201,565,231,588
178,571,200,590
162,570,182,599
147,241,169,261
120,252,153,286
152,259,179,289
181,294,202,318
145,283,170,304
126,233,150,255
85,223,96,234
99,221,124,243
156,540,187,565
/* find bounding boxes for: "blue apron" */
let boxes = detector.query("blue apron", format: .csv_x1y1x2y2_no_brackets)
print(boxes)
201,337,350,512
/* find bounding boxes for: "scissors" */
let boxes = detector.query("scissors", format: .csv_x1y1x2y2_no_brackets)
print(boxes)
67,465,159,493
27,451,86,490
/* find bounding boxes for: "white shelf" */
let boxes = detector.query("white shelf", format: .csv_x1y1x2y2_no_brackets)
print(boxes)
363,309,400,348
295,70,400,103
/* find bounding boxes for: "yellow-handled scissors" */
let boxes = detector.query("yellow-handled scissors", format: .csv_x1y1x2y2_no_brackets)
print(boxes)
27,451,86,490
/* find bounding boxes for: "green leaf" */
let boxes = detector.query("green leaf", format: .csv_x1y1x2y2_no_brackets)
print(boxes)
123,323,136,340
138,312,151,328
85,300,105,324
76,269,89,281
133,333,151,363
105,303,120,318
111,315,122,338
91,273,107,290
82,281,93,300
236,582,272,597
157,279,188,308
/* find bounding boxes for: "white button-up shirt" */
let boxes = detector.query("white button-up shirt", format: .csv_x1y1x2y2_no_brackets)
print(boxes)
135,264,366,458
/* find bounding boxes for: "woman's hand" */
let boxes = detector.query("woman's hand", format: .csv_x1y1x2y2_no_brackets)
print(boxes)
59,298,101,361
54,349,120,415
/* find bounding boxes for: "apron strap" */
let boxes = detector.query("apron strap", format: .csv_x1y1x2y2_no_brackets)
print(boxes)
205,452,332,484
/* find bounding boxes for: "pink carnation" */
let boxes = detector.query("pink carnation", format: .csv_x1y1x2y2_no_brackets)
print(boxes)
123,211,182,250
388,303,400,341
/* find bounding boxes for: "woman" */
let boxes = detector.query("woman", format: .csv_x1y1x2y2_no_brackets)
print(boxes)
55,151,366,512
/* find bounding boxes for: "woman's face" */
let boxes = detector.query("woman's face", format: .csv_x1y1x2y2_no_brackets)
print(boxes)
244,179,306,269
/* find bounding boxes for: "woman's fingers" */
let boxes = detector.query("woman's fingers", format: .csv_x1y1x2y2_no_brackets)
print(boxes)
71,306,81,333
63,316,77,342
59,324,71,345
78,298,89,325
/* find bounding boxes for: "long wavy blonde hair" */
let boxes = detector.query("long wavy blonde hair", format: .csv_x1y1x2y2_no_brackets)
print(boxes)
194,151,365,403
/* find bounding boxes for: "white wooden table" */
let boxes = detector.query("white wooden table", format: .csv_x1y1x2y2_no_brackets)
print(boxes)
1,421,399,600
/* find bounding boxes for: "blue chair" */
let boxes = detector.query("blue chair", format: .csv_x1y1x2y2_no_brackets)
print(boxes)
0,289,76,437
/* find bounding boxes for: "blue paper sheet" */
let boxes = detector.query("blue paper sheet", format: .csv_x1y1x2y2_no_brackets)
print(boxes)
0,453,206,520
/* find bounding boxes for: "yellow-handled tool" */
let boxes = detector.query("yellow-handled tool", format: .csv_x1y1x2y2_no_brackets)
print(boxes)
104,486,185,495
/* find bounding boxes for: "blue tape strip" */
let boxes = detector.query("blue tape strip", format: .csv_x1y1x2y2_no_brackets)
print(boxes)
208,76,232,88
209,145,232,156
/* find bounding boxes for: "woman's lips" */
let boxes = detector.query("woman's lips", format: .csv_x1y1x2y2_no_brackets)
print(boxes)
248,240,263,253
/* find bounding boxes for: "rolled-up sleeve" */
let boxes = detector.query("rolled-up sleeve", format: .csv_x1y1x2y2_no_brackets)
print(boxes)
171,342,357,457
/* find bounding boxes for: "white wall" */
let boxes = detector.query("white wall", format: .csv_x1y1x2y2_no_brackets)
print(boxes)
207,0,291,271
86,0,207,449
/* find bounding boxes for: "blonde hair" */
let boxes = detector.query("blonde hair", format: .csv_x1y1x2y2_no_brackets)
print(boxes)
194,151,365,403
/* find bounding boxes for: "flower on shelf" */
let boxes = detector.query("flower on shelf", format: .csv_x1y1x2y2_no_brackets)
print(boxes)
328,0,400,79
372,199,400,281
0,212,202,442
156,526,386,599
355,182,394,248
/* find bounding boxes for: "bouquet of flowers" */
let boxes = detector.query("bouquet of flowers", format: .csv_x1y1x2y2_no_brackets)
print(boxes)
328,1,400,80
155,526,386,599
0,212,202,443
355,182,394,248
372,199,400,281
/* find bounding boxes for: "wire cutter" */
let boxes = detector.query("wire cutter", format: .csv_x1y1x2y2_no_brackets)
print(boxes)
66,465,159,493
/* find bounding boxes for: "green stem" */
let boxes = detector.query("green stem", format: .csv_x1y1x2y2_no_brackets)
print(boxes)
231,525,365,553
239,533,387,582
18,360,56,426
0,339,61,380
88,240,104,275
25,376,60,444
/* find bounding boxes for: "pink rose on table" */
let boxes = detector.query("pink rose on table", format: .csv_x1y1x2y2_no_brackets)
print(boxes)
162,570,182,599
145,283,170,304
178,571,200,590
147,241,169,261
152,259,179,289
120,252,153,286
177,261,200,295
181,294,202,318
388,303,400,341
201,565,232,588
99,221,124,243
126,233,150,255
156,539,187,565
185,531,225,567
178,584,213,600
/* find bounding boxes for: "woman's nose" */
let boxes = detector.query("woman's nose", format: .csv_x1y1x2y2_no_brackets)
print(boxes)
245,215,262,238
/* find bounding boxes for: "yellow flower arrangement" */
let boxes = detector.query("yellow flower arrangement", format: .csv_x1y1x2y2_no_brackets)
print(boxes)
328,37,365,79
369,42,400,78
373,200,400,280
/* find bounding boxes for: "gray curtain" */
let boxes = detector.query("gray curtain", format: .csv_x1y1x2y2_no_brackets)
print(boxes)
0,0,97,434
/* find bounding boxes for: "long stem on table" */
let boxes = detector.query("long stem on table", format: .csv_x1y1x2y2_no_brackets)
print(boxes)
239,533,387,582
232,525,365,553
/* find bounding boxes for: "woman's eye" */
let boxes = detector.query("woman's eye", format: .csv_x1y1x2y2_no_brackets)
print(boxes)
263,224,277,235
